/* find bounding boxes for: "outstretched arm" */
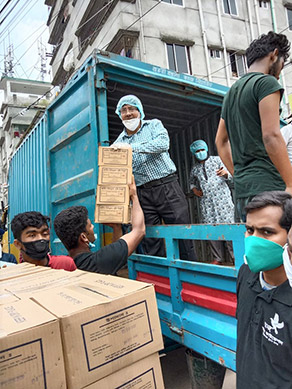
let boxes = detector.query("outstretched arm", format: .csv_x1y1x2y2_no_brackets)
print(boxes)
260,92,292,194
120,178,145,256
103,224,123,242
215,118,234,176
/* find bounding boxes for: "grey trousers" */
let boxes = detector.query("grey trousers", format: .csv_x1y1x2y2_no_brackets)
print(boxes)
210,240,235,263
137,179,197,261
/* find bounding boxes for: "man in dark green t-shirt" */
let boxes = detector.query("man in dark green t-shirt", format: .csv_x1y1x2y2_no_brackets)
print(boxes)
216,31,292,220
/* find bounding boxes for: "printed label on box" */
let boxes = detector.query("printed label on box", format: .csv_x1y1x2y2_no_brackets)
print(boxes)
81,300,153,371
99,148,131,166
97,186,128,204
96,205,127,223
99,167,131,185
119,368,156,389
0,340,46,388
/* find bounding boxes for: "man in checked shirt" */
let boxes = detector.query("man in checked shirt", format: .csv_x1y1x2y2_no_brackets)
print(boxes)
113,94,197,261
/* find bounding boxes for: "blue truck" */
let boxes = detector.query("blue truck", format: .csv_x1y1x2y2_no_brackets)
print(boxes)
8,51,245,373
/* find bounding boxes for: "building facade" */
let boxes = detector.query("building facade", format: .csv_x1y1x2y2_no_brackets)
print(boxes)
0,78,52,205
46,0,292,113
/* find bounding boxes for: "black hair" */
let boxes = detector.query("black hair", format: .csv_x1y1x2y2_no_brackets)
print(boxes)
54,206,88,250
11,211,50,241
245,191,292,232
246,31,290,67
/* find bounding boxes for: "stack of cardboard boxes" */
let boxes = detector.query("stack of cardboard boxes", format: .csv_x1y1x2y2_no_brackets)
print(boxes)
0,264,165,388
95,146,132,224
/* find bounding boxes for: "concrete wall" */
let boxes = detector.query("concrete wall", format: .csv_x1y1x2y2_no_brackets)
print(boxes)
48,0,292,115
0,78,51,205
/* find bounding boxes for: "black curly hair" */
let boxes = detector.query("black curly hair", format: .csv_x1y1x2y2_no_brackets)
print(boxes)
11,211,50,240
245,191,292,232
246,31,290,68
54,206,88,250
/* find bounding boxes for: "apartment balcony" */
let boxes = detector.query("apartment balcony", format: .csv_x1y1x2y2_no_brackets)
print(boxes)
76,0,120,60
47,0,70,46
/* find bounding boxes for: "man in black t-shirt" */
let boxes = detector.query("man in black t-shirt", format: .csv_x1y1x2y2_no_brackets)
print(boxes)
236,191,292,388
53,181,145,275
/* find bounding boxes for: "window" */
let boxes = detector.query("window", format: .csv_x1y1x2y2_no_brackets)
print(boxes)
210,49,221,59
107,30,140,60
259,1,269,8
228,51,247,77
222,0,237,16
161,0,183,5
287,8,292,31
166,43,191,74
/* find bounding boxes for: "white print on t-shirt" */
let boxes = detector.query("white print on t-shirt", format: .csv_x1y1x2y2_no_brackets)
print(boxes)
262,313,284,346
270,313,284,334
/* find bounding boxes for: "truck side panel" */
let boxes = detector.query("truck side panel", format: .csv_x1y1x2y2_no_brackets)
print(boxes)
8,116,49,231
128,224,245,371
47,58,104,254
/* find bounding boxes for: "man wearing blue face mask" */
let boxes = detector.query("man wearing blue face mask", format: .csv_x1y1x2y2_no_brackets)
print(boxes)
113,94,197,261
189,140,235,265
236,191,292,388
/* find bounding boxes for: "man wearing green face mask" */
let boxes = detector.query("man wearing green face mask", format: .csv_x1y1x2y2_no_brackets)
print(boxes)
236,191,292,389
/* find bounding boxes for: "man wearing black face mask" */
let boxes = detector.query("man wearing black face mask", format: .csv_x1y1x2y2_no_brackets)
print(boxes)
11,211,76,271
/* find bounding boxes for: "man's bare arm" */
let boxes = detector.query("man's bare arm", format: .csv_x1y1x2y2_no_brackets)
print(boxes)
120,179,145,256
259,92,292,194
215,118,234,175
103,224,123,242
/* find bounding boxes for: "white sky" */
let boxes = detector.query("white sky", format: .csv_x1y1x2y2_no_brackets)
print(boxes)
0,0,51,83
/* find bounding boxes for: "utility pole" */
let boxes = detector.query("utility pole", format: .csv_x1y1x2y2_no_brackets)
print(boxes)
3,44,14,77
38,39,47,81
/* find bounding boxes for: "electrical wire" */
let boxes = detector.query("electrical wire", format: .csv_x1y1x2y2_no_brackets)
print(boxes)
0,0,8,7
11,0,162,120
0,0,115,74
0,1,70,67
12,26,48,69
11,0,129,78
0,0,13,16
76,0,115,35
0,0,20,26
210,24,292,77
0,0,36,41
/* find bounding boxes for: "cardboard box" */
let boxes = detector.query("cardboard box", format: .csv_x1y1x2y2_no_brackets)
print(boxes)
32,274,163,389
0,299,66,388
95,204,131,224
2,269,87,300
86,353,164,389
0,262,51,282
98,146,132,167
96,184,130,205
0,287,20,305
98,166,132,185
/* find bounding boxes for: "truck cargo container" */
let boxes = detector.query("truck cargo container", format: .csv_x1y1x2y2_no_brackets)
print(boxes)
8,51,245,372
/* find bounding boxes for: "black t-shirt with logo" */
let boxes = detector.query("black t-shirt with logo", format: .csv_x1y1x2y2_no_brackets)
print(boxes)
74,239,128,275
236,264,292,388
